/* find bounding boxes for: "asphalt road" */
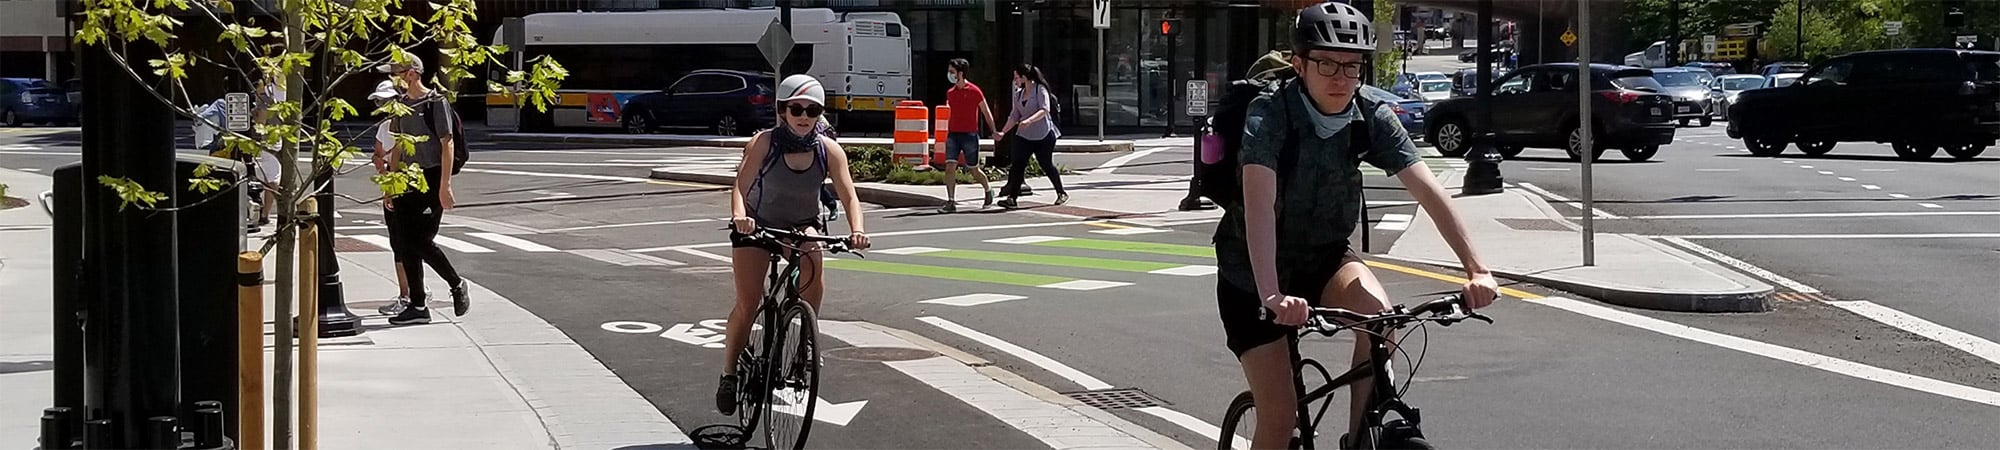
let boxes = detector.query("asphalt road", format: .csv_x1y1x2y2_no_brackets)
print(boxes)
7,124,1999,449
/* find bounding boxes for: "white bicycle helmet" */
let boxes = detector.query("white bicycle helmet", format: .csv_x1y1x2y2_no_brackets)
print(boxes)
776,74,826,107
1295,1,1377,54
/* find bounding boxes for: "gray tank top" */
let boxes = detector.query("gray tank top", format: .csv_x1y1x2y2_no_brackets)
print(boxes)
746,144,827,229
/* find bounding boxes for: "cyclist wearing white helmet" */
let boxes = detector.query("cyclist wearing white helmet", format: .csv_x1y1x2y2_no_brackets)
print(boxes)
717,74,871,415
1216,2,1498,448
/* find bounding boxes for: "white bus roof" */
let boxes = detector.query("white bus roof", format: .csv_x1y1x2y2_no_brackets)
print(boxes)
501,8,899,46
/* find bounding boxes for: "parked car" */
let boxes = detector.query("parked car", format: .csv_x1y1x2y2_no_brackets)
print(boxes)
1650,67,1717,127
0,78,77,126
1758,61,1811,78
618,69,777,136
1768,72,1804,88
1416,79,1454,104
1728,49,2000,161
1710,74,1769,121
1451,67,1506,97
1426,63,1677,162
1683,61,1737,76
1458,45,1512,63
1358,85,1427,145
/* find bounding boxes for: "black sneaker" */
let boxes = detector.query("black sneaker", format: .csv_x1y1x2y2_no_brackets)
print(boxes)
938,202,957,214
716,374,739,415
997,198,1019,209
389,305,431,325
451,281,471,316
1055,192,1070,206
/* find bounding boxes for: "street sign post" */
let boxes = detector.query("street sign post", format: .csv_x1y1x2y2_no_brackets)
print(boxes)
1884,21,1903,36
1185,80,1208,118
1702,35,1717,56
224,92,251,132
1094,0,1108,141
757,19,795,72
1092,0,1110,30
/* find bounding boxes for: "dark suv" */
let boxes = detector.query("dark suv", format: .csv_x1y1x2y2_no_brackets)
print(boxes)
1728,49,2000,161
620,69,776,136
1427,63,1677,162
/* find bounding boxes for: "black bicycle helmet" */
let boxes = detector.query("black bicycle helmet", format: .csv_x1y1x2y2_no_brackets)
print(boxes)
1295,1,1377,54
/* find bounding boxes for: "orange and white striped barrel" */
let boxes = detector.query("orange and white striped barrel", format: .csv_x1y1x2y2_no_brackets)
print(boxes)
931,105,952,166
893,101,931,167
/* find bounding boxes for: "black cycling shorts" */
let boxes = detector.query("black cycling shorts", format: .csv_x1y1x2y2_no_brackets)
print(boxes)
1216,246,1363,357
728,223,827,250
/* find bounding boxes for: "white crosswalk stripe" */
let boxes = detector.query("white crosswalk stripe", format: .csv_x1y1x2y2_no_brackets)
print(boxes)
348,234,394,251
467,232,559,252
431,235,496,253
920,293,1028,307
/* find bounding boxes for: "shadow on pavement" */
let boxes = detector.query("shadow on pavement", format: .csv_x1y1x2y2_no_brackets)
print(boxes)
687,424,753,450
1715,153,2000,163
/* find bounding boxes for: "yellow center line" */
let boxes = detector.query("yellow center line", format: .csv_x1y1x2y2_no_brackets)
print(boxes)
1366,260,1545,300
1085,222,1132,229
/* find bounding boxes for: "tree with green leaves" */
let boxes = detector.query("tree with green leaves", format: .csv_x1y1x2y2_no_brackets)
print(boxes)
74,0,564,447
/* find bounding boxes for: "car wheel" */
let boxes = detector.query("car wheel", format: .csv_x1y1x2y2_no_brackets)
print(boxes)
2,110,18,127
1796,140,1835,156
1892,142,1939,161
1621,145,1660,162
1565,125,1607,162
715,115,743,137
1744,137,1787,157
1496,144,1524,159
1942,143,1986,161
623,111,654,134
1430,119,1470,158
1698,116,1712,127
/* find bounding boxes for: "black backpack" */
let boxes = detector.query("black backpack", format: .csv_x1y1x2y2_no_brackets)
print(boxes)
1197,78,1375,212
420,97,470,175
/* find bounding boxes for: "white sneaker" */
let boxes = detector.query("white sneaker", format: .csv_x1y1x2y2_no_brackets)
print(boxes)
378,296,409,316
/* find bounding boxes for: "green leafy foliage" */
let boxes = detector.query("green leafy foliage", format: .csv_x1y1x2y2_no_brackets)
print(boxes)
97,176,167,210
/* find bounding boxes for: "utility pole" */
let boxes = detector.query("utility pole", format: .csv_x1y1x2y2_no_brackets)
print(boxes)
1795,0,1805,60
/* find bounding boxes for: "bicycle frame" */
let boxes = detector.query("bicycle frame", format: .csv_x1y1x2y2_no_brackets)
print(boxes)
1287,321,1420,449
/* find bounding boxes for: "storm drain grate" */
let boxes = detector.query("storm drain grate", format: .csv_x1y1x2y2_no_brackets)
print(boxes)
1062,388,1167,410
1494,218,1573,232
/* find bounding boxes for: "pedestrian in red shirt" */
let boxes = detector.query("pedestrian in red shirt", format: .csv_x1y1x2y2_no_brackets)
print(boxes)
938,58,998,213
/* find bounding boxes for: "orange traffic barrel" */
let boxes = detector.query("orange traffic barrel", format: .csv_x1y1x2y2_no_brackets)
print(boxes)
931,105,953,166
894,101,930,167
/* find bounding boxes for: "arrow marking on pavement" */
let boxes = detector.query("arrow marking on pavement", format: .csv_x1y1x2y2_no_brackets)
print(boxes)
660,323,725,348
771,392,867,427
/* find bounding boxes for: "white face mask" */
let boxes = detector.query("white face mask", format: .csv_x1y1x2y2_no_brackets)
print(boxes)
947,72,960,84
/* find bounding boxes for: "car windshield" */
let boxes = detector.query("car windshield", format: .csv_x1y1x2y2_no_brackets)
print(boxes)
1721,77,1766,90
1653,71,1706,87
1420,81,1452,93
1612,75,1666,92
1771,74,1802,87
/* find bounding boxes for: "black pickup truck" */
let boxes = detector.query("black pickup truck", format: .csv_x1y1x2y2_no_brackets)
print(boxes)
1727,49,2000,161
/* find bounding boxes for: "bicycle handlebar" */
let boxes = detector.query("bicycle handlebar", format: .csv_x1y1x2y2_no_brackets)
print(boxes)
1259,294,1494,334
728,225,862,256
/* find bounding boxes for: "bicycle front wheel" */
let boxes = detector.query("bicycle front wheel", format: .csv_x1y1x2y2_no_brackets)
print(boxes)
763,301,822,450
1216,391,1258,450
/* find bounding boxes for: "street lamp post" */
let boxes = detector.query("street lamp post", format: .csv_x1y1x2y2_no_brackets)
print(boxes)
1461,0,1504,196
1795,0,1805,60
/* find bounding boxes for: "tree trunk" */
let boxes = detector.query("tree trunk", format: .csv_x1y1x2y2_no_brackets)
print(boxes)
271,1,308,449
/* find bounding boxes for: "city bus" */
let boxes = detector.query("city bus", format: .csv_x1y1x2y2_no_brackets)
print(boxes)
487,8,911,133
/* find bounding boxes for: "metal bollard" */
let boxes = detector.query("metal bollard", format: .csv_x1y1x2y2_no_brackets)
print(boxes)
146,416,179,449
237,252,264,450
41,407,75,450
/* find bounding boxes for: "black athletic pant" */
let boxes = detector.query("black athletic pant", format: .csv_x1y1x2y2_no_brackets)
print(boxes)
390,167,461,303
1003,134,1064,199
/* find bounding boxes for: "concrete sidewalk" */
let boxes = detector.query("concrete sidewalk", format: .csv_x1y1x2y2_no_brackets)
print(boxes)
1383,171,1773,313
0,169,691,449
491,132,1137,153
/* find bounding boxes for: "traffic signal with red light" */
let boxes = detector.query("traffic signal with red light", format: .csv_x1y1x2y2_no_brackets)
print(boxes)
1159,19,1182,37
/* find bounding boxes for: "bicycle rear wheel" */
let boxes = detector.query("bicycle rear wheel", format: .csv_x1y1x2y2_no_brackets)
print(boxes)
734,319,770,434
763,301,822,450
1215,391,1258,450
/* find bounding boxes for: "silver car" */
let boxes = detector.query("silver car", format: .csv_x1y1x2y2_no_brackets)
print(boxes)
1711,74,1769,121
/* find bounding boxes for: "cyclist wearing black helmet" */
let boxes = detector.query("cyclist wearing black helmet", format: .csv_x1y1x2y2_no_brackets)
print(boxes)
1216,3,1499,448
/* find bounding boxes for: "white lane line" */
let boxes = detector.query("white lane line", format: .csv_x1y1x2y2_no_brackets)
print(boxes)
1659,237,1818,293
1825,301,2000,367
1800,165,1815,169
1038,280,1134,291
347,234,395,251
432,235,497,253
1818,171,1835,175
1375,213,1414,231
987,235,1074,245
568,249,686,266
460,167,655,183
637,221,1099,252
671,247,732,263
1889,193,1911,199
1918,203,1944,209
1149,265,1218,276
1781,160,1796,164
917,317,1113,390
1091,227,1171,236
466,232,559,252
1837,177,1857,182
20,168,41,172
1089,147,1176,175
1136,407,1244,450
1516,182,1624,219
919,293,1028,307
1862,185,1881,190
874,246,949,255
1526,296,2000,408
546,217,720,232
1676,233,2000,240
1596,211,2000,220
817,321,1160,449
1862,169,1897,172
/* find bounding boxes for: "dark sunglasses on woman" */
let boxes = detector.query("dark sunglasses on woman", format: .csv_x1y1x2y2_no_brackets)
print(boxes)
785,104,825,118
